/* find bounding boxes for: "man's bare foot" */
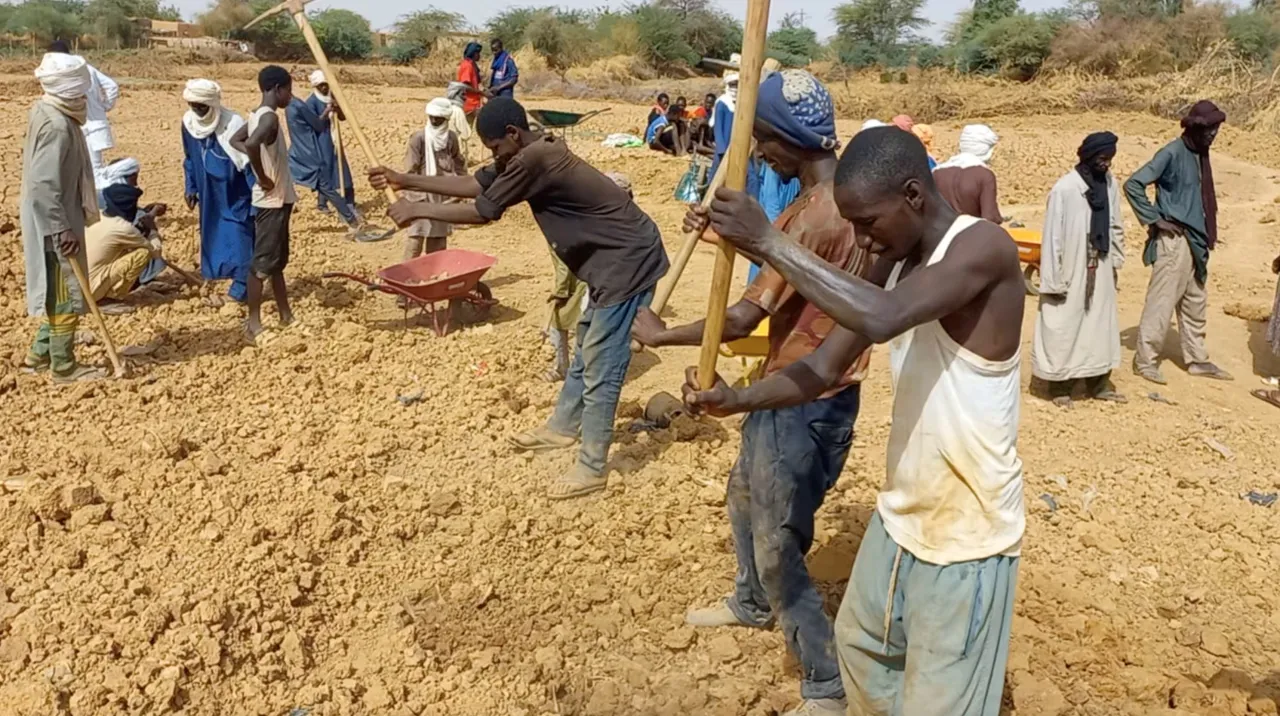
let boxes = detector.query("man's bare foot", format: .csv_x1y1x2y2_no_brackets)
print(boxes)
547,463,607,500
508,426,576,453
1051,396,1073,409
1093,390,1128,403
244,319,264,342
279,312,295,328
1134,365,1167,385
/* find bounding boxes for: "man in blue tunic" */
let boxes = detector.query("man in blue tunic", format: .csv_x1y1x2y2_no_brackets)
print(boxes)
487,38,518,99
181,79,254,302
286,71,386,241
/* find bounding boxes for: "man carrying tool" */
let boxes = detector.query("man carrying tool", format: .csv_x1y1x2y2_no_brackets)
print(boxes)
683,126,1026,716
632,70,869,716
20,51,105,383
369,97,668,500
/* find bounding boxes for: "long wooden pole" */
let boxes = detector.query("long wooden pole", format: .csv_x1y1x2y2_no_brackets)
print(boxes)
67,258,126,377
696,0,770,389
288,11,398,207
333,117,347,193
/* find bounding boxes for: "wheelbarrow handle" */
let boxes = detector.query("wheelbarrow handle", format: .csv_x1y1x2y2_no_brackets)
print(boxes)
323,271,398,295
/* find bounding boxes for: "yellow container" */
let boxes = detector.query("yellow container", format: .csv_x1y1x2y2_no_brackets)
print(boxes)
724,317,770,357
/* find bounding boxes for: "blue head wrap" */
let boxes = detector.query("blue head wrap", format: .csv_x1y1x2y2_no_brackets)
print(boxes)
102,183,142,220
755,70,838,152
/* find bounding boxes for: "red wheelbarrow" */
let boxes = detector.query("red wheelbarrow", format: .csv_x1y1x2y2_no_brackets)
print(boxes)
324,249,499,336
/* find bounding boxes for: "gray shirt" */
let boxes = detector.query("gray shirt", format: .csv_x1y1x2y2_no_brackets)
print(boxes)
21,101,98,316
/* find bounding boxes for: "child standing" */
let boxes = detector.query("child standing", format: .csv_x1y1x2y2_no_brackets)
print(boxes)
231,65,297,340
401,98,467,260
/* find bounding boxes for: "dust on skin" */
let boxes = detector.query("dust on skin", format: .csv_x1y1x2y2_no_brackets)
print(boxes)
0,65,1277,715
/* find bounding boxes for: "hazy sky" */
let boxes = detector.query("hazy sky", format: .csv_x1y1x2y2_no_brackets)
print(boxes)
168,0,1073,38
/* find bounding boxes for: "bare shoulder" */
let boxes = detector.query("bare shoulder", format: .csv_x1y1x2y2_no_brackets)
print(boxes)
957,219,1021,269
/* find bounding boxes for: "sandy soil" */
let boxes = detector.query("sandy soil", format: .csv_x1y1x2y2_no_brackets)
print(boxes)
1,67,1279,716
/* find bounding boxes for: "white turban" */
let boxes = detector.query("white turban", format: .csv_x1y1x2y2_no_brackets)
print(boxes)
310,69,326,87
183,78,221,106
181,78,249,172
35,52,90,100
97,157,139,191
860,119,889,132
957,124,998,162
426,97,454,119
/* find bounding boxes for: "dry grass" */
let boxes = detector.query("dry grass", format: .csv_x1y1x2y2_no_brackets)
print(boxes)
4,44,1280,133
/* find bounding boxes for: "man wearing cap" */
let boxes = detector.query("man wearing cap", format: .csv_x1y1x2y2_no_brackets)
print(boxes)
631,70,871,716
934,124,1004,224
1125,100,1233,384
1032,132,1128,406
21,52,105,383
286,71,385,240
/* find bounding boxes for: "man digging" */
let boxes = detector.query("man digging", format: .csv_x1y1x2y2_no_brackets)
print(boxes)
685,126,1026,715
632,70,868,716
370,97,668,500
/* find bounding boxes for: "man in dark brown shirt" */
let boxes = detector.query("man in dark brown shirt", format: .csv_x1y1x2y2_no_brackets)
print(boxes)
933,123,1003,224
370,97,668,501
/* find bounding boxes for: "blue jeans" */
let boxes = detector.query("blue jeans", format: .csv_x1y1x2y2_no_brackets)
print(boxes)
547,288,653,475
727,385,861,702
835,513,1018,715
316,186,358,226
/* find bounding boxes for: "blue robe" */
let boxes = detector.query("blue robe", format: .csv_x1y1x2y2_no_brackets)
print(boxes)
286,96,352,194
182,127,254,302
709,101,734,180
489,51,518,98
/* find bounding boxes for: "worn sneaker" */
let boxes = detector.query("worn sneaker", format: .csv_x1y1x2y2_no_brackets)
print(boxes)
686,600,762,628
348,224,395,243
783,699,847,716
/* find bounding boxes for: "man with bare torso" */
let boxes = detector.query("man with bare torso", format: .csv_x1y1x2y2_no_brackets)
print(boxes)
684,126,1026,715
933,123,1003,224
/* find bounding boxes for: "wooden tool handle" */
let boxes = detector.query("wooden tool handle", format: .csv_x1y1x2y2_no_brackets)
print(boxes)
294,12,399,207
333,117,347,193
67,255,125,376
696,0,771,390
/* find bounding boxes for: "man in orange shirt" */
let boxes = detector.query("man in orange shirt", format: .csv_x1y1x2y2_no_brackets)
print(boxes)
453,42,485,121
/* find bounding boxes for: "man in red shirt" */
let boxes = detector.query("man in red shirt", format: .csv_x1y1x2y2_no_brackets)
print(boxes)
454,42,485,120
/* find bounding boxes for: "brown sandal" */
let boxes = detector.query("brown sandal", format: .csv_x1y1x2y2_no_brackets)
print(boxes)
1251,389,1280,410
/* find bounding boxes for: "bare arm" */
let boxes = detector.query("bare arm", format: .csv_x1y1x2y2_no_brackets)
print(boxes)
683,325,870,416
704,188,1007,344
370,166,482,198
632,299,766,348
388,199,489,228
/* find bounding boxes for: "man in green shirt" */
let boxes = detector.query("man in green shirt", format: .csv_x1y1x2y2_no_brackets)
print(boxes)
1124,100,1232,384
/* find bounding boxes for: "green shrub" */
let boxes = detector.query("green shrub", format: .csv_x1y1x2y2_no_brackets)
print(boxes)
1227,9,1280,63
312,8,373,60
394,8,464,57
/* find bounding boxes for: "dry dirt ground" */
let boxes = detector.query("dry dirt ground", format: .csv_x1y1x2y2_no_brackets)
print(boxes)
1,67,1279,716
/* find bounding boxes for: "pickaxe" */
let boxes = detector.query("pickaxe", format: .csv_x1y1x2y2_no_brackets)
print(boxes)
244,0,398,208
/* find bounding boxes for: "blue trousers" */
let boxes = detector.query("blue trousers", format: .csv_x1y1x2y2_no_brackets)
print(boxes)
547,288,653,476
727,385,861,701
835,513,1018,715
316,185,358,226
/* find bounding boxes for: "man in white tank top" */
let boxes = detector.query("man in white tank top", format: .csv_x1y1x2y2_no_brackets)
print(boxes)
230,65,297,340
685,127,1027,716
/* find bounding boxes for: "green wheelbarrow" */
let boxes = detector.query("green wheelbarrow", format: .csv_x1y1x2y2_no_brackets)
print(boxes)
527,108,612,139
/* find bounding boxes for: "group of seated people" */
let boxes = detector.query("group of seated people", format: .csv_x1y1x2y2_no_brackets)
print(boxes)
646,92,716,157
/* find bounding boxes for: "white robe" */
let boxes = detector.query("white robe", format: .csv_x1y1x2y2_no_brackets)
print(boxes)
1031,170,1125,381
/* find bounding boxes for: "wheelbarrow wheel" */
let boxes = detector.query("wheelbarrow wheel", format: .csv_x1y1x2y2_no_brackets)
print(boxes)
450,281,494,326
1023,265,1040,297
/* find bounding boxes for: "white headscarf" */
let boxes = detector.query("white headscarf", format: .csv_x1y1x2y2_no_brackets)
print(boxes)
309,69,331,104
710,72,739,129
937,124,999,170
423,98,456,178
860,119,889,132
96,156,139,191
35,52,91,124
181,78,250,171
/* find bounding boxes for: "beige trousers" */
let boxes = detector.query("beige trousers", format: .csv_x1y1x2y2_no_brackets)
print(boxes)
1135,231,1209,371
91,247,151,301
